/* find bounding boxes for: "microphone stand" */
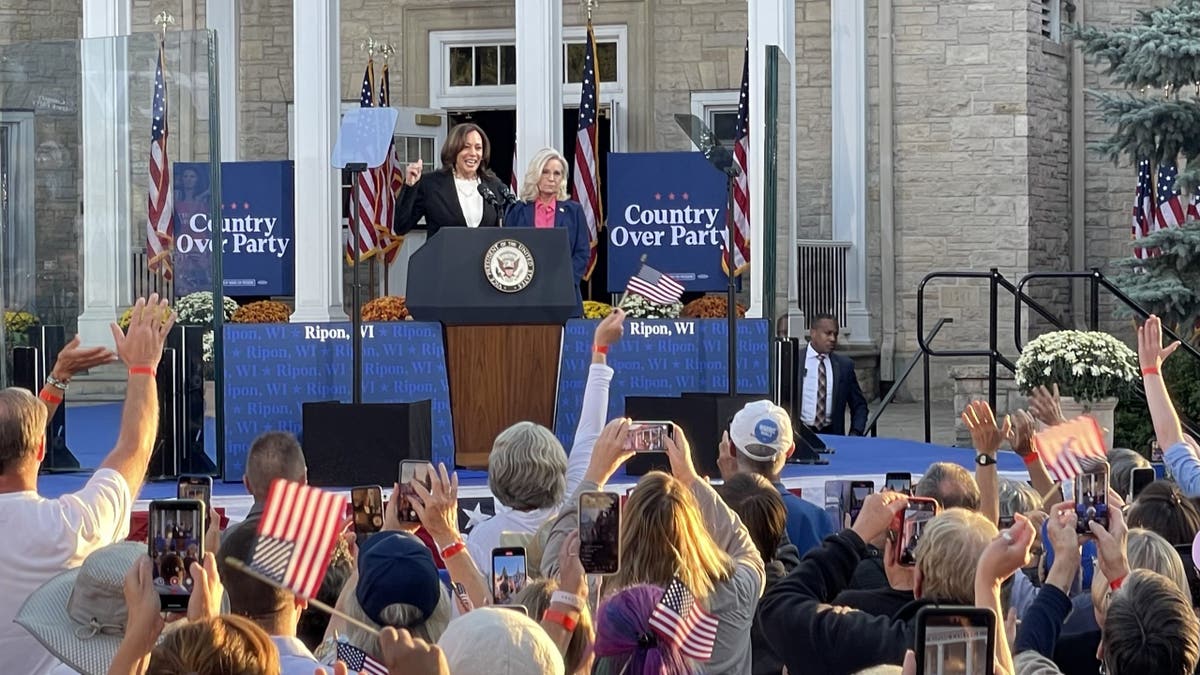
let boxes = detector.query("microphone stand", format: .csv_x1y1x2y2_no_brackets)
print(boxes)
723,164,739,397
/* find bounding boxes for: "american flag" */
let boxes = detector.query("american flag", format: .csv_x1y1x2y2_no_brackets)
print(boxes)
571,20,603,280
248,480,345,600
649,577,719,661
377,61,403,265
627,262,685,306
146,40,175,280
724,43,751,277
335,641,389,675
1131,159,1156,260
346,58,381,263
1031,416,1108,482
511,143,520,195
1156,161,1186,230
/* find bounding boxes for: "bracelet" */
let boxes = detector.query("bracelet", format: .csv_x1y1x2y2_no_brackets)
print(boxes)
439,541,465,560
128,366,156,377
550,590,586,612
1142,366,1160,377
1109,575,1126,592
542,608,578,632
593,344,609,355
1022,452,1040,466
45,375,69,391
39,389,63,405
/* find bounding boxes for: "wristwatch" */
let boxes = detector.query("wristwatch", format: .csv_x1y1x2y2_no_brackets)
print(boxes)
975,454,997,467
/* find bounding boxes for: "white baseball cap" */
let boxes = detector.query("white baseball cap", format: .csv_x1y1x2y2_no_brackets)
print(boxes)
729,400,794,461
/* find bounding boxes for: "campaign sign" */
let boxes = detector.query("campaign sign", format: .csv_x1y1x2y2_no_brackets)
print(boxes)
606,152,728,293
173,161,295,297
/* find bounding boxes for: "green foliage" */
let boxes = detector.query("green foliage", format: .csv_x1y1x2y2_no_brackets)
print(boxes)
1114,353,1200,454
1111,223,1200,328
1075,2,1200,91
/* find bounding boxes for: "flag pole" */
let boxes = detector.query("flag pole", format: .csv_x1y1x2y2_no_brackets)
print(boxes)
224,557,381,636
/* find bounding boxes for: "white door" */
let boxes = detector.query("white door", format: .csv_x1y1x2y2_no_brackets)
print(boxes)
385,107,448,297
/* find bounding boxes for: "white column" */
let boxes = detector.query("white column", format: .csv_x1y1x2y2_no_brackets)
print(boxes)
747,0,793,319
831,0,871,344
290,0,347,322
514,0,562,174
205,0,238,161
78,0,132,348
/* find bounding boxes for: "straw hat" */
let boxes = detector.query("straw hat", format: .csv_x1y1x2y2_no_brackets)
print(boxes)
15,542,143,675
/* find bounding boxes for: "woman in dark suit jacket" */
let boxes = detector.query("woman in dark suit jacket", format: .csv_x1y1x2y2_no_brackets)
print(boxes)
504,147,591,315
393,122,509,238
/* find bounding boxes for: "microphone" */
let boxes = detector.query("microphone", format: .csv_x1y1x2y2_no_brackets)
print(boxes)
477,183,502,207
496,183,519,206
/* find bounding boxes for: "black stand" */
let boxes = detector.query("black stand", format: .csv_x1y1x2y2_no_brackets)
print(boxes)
721,166,738,396
347,162,367,404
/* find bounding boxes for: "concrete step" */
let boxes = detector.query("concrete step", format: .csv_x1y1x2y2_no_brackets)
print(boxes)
65,363,129,403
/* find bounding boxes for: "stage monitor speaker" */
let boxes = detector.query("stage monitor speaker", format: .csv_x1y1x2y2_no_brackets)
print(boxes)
167,326,215,476
148,347,180,479
623,393,762,477
302,400,432,487
12,326,75,471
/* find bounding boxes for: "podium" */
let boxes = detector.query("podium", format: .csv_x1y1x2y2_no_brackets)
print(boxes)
407,228,577,468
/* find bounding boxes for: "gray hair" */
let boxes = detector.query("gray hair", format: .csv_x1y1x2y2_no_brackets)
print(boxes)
1108,448,1150,500
518,147,570,202
489,422,568,510
335,584,451,660
244,431,307,501
998,477,1043,518
914,462,980,511
0,388,47,475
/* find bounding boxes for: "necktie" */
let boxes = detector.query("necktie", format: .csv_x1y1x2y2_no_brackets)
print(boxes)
815,355,828,429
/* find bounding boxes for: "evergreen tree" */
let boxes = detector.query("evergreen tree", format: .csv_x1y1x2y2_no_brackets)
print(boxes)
1077,1,1200,331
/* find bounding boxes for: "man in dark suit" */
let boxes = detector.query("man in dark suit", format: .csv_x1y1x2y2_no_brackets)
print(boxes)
799,313,868,436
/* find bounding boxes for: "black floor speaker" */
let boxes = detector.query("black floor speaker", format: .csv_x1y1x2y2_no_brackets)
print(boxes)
623,393,763,477
13,326,74,471
301,400,432,487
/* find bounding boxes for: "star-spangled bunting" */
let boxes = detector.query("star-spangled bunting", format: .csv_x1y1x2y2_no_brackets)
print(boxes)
571,19,603,280
146,39,175,280
649,577,719,661
248,480,345,600
335,641,388,675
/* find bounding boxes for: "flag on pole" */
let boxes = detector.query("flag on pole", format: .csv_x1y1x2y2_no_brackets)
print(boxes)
626,262,685,306
1030,416,1108,482
724,43,752,277
346,58,381,264
511,141,520,195
649,577,719,661
248,480,345,600
335,641,389,675
571,20,603,280
1131,159,1156,259
146,40,175,280
1156,161,1186,230
378,61,404,265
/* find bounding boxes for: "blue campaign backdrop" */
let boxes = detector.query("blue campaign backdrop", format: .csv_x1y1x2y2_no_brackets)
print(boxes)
221,318,769,479
606,152,729,293
173,161,295,297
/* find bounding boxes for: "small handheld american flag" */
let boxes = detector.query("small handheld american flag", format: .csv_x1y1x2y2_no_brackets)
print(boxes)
626,262,685,306
1031,416,1107,482
649,577,719,661
335,641,389,675
248,480,345,600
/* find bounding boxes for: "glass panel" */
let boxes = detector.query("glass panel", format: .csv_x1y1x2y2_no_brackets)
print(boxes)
474,46,498,86
500,45,517,85
596,42,618,82
565,43,585,83
449,47,473,86
709,110,738,147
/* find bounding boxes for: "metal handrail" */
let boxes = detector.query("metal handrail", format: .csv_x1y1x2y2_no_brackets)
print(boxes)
867,317,952,443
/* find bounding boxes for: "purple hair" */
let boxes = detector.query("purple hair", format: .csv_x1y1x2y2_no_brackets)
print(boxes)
591,585,696,675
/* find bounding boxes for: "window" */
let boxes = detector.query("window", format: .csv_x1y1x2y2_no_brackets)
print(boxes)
564,41,618,83
448,44,516,87
1041,0,1061,42
689,91,740,148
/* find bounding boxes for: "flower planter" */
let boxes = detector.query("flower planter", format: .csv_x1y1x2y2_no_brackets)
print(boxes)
1060,396,1118,450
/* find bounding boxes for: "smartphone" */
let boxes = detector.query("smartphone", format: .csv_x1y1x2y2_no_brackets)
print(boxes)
1075,465,1110,534
625,421,673,453
176,475,212,510
398,461,433,523
579,491,621,575
491,547,527,606
148,499,206,612
915,606,996,675
895,497,940,567
998,499,1015,530
351,485,384,537
848,480,874,524
885,472,912,495
1129,467,1155,502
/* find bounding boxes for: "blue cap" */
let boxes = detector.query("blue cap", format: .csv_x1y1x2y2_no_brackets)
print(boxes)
355,532,442,625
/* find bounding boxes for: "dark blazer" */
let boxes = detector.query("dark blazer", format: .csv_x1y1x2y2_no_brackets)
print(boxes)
800,350,869,436
504,199,590,312
392,169,506,239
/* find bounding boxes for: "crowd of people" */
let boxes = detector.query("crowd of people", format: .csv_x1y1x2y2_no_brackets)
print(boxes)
4,297,1200,674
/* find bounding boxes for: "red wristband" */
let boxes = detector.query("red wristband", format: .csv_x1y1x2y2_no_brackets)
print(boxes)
1110,575,1126,592
593,344,609,354
39,390,63,405
1142,367,1160,376
542,608,578,632
128,366,156,377
1022,452,1040,466
440,541,465,560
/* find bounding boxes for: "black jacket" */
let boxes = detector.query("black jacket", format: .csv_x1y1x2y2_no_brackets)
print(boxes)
799,350,870,435
758,529,916,675
392,169,507,239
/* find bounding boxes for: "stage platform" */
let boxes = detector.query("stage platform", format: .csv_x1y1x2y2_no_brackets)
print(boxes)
39,433,1028,526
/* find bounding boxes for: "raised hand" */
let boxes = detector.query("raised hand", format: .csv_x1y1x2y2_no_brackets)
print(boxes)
50,335,117,381
976,513,1035,584
122,556,164,655
1089,504,1130,584
717,430,738,481
379,627,450,675
850,491,908,544
664,425,700,487
187,552,224,622
1138,314,1181,372
109,294,175,371
1006,409,1036,457
962,400,1011,457
583,418,634,487
594,308,626,348
410,463,461,546
1028,384,1067,427
404,159,424,186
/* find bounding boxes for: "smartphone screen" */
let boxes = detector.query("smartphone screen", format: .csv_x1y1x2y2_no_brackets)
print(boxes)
625,421,673,453
998,500,1015,530
148,499,205,611
398,461,433,523
579,491,621,575
491,547,527,606
885,472,912,495
1075,467,1110,534
899,498,939,566
176,475,212,510
916,606,996,675
351,485,383,537
849,481,874,523
1130,467,1155,501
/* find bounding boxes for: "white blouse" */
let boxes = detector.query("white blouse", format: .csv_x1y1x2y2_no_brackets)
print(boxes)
454,175,484,228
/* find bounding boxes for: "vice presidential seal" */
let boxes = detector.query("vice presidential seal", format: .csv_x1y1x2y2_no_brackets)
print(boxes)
483,239,535,292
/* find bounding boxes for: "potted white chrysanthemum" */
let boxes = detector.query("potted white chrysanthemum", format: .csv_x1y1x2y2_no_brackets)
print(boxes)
1015,329,1139,447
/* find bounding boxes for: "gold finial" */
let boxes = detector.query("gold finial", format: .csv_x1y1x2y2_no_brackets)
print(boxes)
583,0,597,21
153,10,175,40
379,42,396,60
359,37,378,56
